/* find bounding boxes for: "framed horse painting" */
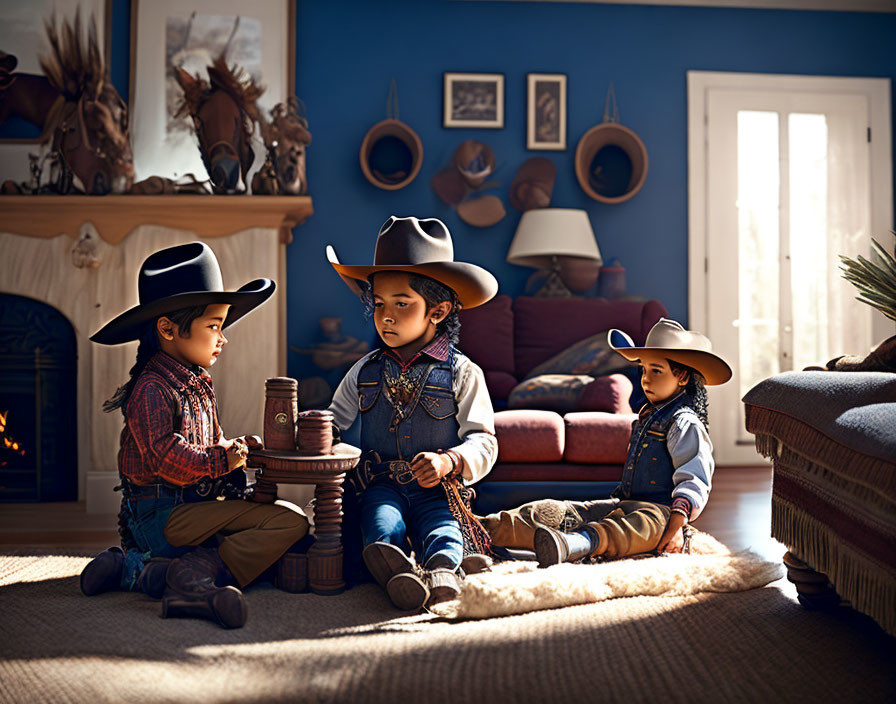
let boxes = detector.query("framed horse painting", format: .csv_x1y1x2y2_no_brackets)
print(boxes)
129,0,295,188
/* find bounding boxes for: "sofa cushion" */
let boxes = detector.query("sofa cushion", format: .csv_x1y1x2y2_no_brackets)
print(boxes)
563,411,636,464
513,297,668,378
524,332,632,380
458,294,514,376
483,370,518,404
507,373,633,414
494,410,565,463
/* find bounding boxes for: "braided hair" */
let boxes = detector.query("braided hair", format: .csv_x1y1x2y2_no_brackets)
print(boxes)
668,359,709,427
361,272,462,345
103,304,208,415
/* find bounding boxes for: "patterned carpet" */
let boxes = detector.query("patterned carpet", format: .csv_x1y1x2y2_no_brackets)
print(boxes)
1,551,894,703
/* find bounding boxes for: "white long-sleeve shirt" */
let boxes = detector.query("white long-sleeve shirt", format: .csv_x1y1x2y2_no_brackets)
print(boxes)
667,412,714,520
328,350,498,484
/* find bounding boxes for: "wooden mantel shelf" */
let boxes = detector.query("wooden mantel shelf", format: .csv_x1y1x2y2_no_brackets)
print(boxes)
0,194,313,245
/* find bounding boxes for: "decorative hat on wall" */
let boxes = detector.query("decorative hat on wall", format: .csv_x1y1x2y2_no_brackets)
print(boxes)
359,80,423,190
509,157,556,212
574,83,648,204
431,139,506,228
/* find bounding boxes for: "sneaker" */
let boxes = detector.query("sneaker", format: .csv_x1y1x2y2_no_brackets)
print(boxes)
385,572,430,611
534,527,594,568
362,541,416,588
425,568,462,607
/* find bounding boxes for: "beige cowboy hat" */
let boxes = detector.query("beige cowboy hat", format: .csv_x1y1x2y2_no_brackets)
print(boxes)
327,216,498,309
607,318,732,385
509,157,556,212
359,118,423,190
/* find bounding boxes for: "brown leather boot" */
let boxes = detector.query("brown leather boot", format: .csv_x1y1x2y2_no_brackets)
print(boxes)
80,547,125,596
161,548,247,629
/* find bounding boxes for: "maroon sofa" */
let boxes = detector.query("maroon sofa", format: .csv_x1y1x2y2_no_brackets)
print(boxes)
458,295,668,514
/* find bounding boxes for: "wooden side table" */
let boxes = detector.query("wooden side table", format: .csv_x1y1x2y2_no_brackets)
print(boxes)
247,442,360,595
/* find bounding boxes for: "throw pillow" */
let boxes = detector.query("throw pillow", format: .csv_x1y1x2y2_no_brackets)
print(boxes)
508,373,633,414
508,374,593,413
525,332,632,380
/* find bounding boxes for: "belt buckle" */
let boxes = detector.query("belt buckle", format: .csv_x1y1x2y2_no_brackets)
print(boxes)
390,460,416,485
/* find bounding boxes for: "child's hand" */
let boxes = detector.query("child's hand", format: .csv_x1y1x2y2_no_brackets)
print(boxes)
224,437,249,472
656,511,687,553
410,452,453,488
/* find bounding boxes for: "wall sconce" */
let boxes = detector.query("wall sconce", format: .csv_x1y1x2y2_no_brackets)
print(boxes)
71,222,101,269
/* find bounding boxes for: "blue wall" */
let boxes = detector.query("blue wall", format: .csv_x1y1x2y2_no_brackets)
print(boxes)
288,0,896,383
92,1,896,384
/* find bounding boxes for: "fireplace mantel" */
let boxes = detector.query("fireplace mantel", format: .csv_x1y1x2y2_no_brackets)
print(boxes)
0,194,313,244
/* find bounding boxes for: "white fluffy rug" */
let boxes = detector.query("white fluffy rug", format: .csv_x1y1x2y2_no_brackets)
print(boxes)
433,531,783,620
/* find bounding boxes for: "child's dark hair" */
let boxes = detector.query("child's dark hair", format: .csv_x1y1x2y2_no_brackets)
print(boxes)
362,272,462,345
103,304,208,415
668,359,709,427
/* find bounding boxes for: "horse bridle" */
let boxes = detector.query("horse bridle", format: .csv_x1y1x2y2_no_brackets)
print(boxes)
190,91,255,180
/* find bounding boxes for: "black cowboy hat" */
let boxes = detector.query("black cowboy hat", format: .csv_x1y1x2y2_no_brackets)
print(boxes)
90,242,275,345
327,216,498,309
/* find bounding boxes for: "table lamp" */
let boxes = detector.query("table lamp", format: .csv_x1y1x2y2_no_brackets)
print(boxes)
506,208,602,296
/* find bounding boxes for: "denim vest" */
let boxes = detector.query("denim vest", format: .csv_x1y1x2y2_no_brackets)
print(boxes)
357,350,460,463
613,393,698,506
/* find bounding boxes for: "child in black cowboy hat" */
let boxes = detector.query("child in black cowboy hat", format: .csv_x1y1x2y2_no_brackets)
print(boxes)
327,216,499,610
80,242,309,628
481,318,732,566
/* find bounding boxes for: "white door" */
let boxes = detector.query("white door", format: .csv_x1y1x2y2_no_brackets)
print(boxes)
688,73,893,465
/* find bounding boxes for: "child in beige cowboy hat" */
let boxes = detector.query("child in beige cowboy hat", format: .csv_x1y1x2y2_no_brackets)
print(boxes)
327,216,499,610
480,318,732,566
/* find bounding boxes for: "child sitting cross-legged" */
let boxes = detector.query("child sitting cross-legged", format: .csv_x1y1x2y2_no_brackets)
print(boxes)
480,318,732,566
327,216,499,611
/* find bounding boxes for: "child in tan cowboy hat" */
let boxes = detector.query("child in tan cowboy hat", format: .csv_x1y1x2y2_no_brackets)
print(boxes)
480,318,731,566
80,242,309,628
327,216,499,610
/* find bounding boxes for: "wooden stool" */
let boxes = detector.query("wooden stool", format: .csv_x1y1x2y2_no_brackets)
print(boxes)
248,443,361,595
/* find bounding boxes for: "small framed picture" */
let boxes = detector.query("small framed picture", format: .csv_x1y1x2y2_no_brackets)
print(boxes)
443,72,504,129
527,73,567,150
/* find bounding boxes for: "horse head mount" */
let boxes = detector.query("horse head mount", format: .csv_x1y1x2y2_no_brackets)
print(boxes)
38,11,134,194
175,55,263,195
253,97,311,195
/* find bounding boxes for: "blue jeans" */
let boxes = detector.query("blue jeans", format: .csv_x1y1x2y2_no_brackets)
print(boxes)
359,479,463,569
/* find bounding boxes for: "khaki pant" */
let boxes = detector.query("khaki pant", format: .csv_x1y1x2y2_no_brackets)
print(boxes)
165,501,309,587
480,498,670,560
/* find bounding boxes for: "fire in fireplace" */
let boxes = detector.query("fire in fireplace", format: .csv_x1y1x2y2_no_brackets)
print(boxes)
0,293,77,501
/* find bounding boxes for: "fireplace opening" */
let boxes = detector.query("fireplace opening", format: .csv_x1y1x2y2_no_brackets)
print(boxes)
0,293,77,501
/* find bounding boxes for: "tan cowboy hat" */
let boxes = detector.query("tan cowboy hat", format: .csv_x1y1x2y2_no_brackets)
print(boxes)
359,118,423,190
607,318,732,385
326,216,498,309
456,194,506,228
575,122,648,204
509,157,556,212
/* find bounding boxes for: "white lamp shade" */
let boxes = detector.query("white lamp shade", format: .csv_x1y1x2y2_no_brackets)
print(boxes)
506,208,602,269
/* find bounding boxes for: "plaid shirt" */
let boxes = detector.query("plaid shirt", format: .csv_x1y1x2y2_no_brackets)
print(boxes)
118,351,229,487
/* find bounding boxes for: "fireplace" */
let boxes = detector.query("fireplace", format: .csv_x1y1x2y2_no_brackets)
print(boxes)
0,293,77,501
0,195,312,511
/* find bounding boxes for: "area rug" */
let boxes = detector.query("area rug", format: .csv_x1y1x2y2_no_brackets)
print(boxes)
434,531,782,619
1,548,895,704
